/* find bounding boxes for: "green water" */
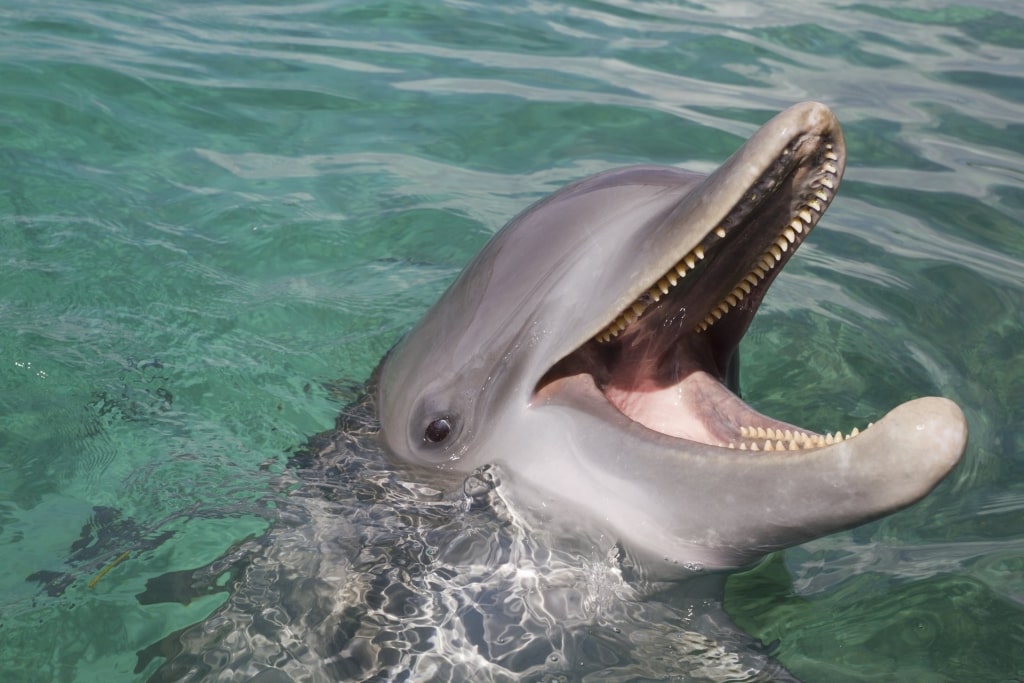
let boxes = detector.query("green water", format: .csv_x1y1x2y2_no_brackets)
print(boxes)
1,1,1022,680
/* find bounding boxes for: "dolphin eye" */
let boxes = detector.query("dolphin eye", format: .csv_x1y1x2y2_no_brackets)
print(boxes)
424,417,453,444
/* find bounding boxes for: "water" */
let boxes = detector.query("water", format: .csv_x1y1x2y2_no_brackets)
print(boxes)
1,0,1022,680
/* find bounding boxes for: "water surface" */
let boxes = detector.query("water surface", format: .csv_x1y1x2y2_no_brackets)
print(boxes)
1,1,1022,681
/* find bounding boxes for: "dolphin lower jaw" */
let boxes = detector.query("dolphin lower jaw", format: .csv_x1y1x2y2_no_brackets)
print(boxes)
530,373,966,575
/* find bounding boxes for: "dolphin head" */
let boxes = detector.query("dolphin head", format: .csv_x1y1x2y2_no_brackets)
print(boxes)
377,102,967,579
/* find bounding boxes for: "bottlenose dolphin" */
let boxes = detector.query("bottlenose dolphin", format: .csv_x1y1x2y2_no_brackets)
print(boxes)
142,102,967,682
378,100,966,578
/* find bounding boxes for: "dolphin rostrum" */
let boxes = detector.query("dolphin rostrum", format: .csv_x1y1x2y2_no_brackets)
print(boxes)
378,100,967,579
142,102,967,682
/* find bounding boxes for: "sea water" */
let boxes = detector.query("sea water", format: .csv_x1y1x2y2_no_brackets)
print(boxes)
1,1,1022,681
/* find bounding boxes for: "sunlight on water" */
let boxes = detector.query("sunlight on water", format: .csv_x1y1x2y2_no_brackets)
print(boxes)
0,1,1022,681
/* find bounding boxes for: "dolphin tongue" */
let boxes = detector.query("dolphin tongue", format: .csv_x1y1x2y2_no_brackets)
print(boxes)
604,367,809,447
557,317,821,451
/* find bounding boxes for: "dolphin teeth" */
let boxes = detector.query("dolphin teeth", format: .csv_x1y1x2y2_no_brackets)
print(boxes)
606,136,842,343
728,423,869,452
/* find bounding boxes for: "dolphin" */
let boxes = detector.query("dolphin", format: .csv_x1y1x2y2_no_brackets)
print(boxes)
378,100,967,579
140,102,967,682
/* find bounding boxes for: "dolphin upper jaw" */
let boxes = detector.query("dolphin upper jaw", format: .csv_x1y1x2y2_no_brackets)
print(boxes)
531,102,849,449
378,101,968,581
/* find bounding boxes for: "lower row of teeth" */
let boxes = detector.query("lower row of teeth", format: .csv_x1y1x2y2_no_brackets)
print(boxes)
728,422,870,451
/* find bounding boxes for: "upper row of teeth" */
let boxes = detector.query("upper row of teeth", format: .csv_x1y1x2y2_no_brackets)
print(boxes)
727,421,870,451
697,145,840,333
594,230,724,343
594,145,840,344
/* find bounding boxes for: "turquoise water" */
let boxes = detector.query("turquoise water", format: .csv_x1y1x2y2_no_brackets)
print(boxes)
1,1,1022,681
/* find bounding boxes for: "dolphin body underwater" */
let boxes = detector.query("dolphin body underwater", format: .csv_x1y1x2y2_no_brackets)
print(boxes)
142,102,968,682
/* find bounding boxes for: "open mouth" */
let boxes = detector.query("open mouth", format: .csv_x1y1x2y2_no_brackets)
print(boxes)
535,119,856,452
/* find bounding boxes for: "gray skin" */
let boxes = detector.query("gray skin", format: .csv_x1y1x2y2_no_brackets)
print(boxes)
378,101,968,580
